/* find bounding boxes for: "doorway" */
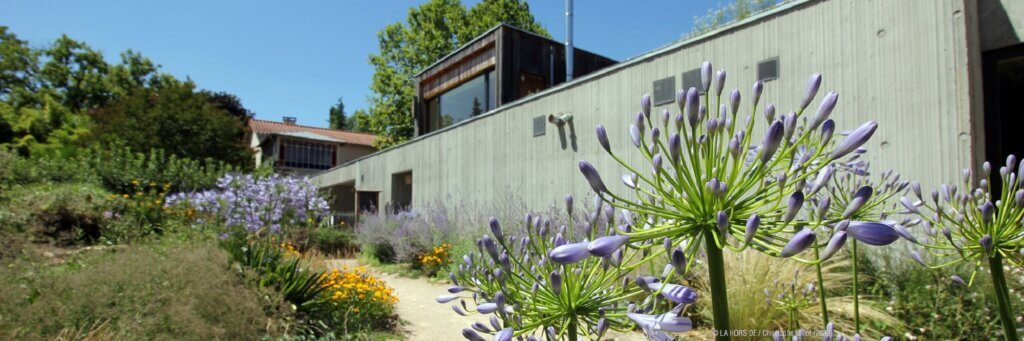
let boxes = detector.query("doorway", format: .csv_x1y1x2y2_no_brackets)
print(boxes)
983,43,1024,193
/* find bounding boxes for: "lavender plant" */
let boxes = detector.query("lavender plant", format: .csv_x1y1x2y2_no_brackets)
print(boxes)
578,61,894,339
165,173,329,235
440,196,699,340
903,155,1024,339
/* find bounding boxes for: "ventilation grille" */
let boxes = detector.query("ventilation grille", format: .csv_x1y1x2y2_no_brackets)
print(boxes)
758,58,779,81
533,115,546,137
652,76,676,105
681,68,702,93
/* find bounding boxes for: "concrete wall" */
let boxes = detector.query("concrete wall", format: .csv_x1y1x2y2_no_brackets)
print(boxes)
315,0,990,214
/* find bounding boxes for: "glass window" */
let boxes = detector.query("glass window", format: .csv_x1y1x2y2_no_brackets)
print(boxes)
430,70,495,131
280,140,335,170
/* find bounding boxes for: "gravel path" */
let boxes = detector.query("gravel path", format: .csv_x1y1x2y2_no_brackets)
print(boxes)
325,259,646,340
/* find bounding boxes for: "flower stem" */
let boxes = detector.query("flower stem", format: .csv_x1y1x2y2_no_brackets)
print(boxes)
988,252,1019,340
704,233,732,341
568,316,579,341
814,246,829,328
851,240,861,334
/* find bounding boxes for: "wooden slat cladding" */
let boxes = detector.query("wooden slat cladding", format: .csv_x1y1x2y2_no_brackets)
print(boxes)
421,46,496,99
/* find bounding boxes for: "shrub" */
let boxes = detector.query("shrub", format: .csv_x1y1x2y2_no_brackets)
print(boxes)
2,183,113,245
0,238,275,339
319,266,399,332
412,242,452,276
306,226,358,257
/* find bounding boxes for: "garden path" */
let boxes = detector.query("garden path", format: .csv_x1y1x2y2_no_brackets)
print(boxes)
326,259,647,341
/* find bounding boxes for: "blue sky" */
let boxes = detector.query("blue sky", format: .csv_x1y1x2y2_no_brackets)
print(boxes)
1,0,724,128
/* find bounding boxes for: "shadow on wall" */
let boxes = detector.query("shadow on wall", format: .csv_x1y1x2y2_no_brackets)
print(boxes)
979,0,1022,51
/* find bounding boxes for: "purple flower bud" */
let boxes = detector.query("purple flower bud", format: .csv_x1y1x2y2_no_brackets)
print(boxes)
489,315,502,331
650,127,661,144
763,103,776,123
453,304,468,316
780,228,816,257
820,231,847,261
782,111,797,142
448,285,468,293
717,211,730,236
843,186,874,218
715,69,726,97
553,233,566,247
595,125,611,152
549,242,590,264
951,275,967,286
676,89,687,113
809,91,838,130
471,322,492,333
436,294,459,303
816,196,832,220
762,120,784,163
846,221,899,246
596,318,609,338
668,134,682,164
910,250,927,267
579,160,608,194
752,81,764,106
784,191,804,223
981,202,995,224
661,109,670,129
549,270,562,295
728,137,741,159
980,234,993,253
663,237,673,255
832,121,877,159
730,89,741,115
1016,190,1024,207
629,124,641,148
744,214,760,246
588,235,630,257
489,217,503,243
476,303,498,314
641,94,652,119
660,283,700,304
462,328,485,341
800,73,822,109
670,248,687,275
701,61,713,92
652,154,663,174
686,87,699,127
808,165,834,196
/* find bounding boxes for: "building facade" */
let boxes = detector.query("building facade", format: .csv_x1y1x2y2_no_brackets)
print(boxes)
248,118,376,176
315,0,1024,218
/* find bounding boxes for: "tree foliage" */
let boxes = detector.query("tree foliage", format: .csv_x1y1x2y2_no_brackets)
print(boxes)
90,82,251,167
366,0,548,148
328,97,346,130
686,0,779,38
0,26,251,167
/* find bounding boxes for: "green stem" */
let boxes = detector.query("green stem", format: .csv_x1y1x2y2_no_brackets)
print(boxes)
989,253,1019,340
851,240,861,334
568,317,578,341
814,246,829,328
705,233,732,341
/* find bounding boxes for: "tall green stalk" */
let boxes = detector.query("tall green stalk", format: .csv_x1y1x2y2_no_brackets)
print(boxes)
988,253,1019,340
704,233,732,341
851,240,861,334
814,246,830,328
567,318,579,341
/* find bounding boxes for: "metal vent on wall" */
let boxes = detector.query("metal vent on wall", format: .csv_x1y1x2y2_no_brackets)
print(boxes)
533,115,546,137
758,58,779,81
681,68,702,93
652,76,676,105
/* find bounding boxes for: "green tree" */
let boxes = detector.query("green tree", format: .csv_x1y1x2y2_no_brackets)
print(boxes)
90,81,251,167
328,97,346,130
0,26,39,100
203,90,253,124
366,0,548,148
348,108,372,133
687,0,778,38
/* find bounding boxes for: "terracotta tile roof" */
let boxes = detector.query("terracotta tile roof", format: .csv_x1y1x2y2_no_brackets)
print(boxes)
248,119,376,147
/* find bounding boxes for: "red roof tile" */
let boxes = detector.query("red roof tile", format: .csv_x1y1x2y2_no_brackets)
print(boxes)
248,119,376,147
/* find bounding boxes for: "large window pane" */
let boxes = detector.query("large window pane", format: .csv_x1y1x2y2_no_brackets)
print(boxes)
281,140,334,170
435,70,494,130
